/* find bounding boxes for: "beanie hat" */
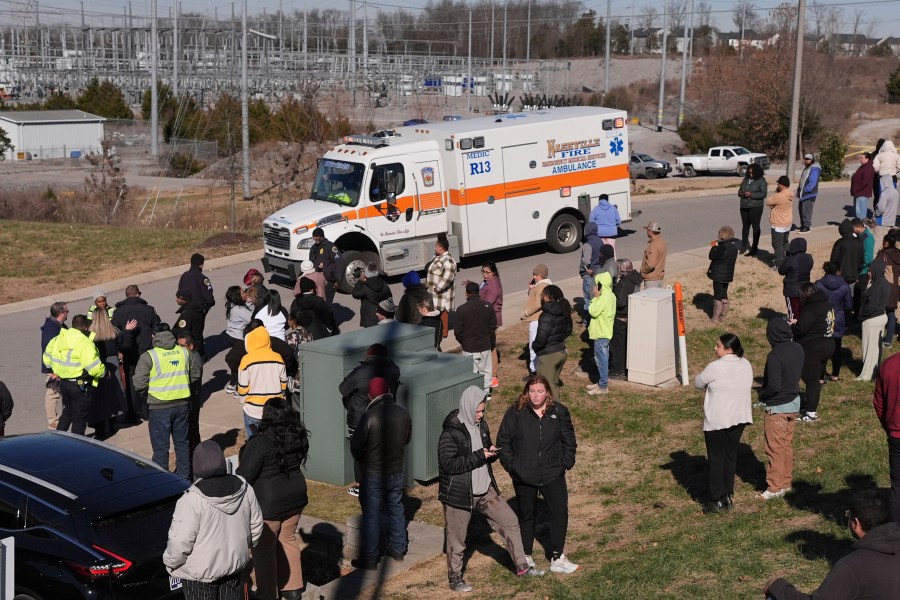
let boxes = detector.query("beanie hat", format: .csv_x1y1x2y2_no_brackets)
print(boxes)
402,271,421,288
190,253,205,268
366,343,388,357
312,227,325,238
300,260,316,275
299,278,316,294
465,281,480,295
368,376,390,398
377,297,396,314
532,263,549,278
243,268,261,286
192,440,227,480
777,175,791,187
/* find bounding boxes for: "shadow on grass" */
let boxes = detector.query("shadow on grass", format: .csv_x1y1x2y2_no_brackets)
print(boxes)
784,529,852,567
786,472,880,525
460,509,522,573
758,306,786,321
209,427,241,452
661,442,768,504
692,292,714,319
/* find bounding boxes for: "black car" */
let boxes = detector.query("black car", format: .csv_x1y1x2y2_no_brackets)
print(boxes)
0,431,189,600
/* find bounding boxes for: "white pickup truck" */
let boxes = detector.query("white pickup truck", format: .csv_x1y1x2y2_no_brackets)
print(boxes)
675,146,770,178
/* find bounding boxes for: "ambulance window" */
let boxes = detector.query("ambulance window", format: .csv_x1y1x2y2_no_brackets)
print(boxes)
370,163,406,203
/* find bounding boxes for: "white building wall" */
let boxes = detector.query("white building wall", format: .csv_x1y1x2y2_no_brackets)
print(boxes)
18,121,105,160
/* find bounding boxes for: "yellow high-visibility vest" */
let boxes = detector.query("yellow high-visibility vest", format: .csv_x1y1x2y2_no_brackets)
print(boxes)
147,346,191,401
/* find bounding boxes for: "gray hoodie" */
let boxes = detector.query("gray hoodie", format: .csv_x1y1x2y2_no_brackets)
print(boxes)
458,386,490,495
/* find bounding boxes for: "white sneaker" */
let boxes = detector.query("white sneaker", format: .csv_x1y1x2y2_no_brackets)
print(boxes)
550,553,579,573
759,488,791,500
525,555,536,569
585,383,600,391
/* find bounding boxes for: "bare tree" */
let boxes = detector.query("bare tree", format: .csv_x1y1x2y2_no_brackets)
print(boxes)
764,3,796,40
83,140,129,226
639,6,658,30
810,1,842,47
668,0,687,34
696,2,713,28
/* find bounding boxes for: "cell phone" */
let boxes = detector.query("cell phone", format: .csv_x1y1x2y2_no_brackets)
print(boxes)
492,446,502,451
529,278,535,285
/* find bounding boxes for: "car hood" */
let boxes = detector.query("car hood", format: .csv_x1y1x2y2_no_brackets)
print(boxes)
264,199,353,230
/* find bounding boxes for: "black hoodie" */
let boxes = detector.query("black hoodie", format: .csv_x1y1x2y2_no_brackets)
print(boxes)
779,238,814,297
830,219,864,283
532,299,572,356
859,259,889,321
760,319,804,408
791,289,835,345
351,275,392,327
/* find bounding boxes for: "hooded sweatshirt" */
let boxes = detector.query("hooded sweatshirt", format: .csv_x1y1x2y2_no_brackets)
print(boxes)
767,186,795,228
164,474,264,583
791,289,835,345
873,139,900,177
879,245,900,310
767,522,900,600
779,238,813,297
797,160,822,202
237,327,286,419
759,318,804,408
133,330,200,410
579,222,604,274
830,219,864,283
859,259,889,321
589,197,622,237
437,386,499,510
588,272,616,340
815,273,852,338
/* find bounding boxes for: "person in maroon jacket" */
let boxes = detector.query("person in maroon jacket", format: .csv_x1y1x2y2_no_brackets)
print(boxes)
851,152,876,220
874,351,900,523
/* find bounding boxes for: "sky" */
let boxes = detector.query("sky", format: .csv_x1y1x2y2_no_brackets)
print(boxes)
2,0,900,40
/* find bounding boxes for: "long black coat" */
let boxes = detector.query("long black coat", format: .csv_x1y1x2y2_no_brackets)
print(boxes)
437,409,499,511
707,238,740,283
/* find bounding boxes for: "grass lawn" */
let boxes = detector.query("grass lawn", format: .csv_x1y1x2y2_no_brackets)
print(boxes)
0,219,260,303
298,235,895,599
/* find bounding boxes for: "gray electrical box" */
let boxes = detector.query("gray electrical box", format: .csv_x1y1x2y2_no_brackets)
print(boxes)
299,322,481,486
627,288,677,386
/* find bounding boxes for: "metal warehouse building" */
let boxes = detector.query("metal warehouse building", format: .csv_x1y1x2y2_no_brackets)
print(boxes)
0,110,105,161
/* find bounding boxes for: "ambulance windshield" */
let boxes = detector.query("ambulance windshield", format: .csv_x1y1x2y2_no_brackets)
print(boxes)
311,159,365,206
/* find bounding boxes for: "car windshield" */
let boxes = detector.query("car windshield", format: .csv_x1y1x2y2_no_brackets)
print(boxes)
637,154,655,162
311,159,365,206
732,147,750,155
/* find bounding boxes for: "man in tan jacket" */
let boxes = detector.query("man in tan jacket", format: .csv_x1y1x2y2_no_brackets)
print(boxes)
767,175,795,269
640,222,667,288
521,264,551,378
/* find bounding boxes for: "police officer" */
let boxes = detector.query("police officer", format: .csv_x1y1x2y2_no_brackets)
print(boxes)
172,289,206,359
309,228,343,305
133,323,200,479
178,253,215,314
112,284,161,424
42,314,106,436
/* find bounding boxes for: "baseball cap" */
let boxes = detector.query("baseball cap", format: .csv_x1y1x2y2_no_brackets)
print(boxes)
644,222,662,233
803,153,814,160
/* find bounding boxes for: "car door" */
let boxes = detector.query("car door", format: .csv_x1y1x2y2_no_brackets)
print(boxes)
722,148,735,170
708,148,724,170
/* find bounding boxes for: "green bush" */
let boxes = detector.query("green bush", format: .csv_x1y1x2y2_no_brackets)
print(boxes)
818,131,848,181
888,63,900,104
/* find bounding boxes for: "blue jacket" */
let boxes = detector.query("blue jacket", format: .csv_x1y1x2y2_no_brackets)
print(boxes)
40,317,65,374
589,199,622,237
815,274,852,338
798,161,821,202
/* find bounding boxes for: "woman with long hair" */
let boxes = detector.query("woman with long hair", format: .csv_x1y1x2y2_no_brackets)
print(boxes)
479,261,503,387
88,307,128,438
237,397,309,600
224,286,254,395
253,289,288,341
531,285,573,398
693,333,753,514
497,374,579,574
737,162,767,255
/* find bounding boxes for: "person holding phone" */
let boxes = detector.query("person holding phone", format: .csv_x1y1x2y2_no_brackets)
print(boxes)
438,386,543,593
497,374,579,574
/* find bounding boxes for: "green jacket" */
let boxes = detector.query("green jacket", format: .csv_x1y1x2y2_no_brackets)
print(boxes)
738,176,767,209
588,272,616,340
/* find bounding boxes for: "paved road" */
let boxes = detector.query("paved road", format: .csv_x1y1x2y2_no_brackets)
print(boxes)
1,184,858,435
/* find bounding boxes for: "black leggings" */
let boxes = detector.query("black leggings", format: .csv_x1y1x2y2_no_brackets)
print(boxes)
740,205,763,250
801,338,836,414
513,475,569,557
713,281,729,300
704,423,745,502
824,336,843,378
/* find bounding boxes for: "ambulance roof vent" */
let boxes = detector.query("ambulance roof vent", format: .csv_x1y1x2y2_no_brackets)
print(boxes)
472,136,485,149
343,134,389,148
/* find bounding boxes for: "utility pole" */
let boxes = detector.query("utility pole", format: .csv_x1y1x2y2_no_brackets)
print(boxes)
362,0,368,78
502,2,507,71
787,0,806,180
526,0,531,64
677,0,692,125
490,1,495,66
657,0,668,132
630,0,635,55
173,2,178,95
604,0,611,95
467,10,472,113
241,0,251,201
151,0,158,157
303,11,308,71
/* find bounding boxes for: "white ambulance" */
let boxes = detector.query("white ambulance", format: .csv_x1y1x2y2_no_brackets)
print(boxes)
261,106,632,289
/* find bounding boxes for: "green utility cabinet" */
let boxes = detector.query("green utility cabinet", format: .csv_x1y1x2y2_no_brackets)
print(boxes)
299,322,482,486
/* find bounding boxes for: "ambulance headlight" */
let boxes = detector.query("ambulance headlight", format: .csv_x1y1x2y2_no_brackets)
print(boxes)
297,237,315,250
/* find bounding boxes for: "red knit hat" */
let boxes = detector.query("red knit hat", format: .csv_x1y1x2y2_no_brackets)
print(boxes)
368,377,390,398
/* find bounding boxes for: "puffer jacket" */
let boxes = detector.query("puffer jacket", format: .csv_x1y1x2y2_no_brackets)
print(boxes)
829,219,864,283
531,299,572,357
738,174,767,209
339,355,401,429
779,238,813,297
815,274,852,338
352,275,392,327
797,161,822,201
707,237,740,283
395,284,431,325
874,140,900,177
163,475,263,583
438,388,500,511
497,400,577,487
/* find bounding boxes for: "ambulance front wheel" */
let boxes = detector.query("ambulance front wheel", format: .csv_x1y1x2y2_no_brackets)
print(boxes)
547,214,582,254
339,250,379,294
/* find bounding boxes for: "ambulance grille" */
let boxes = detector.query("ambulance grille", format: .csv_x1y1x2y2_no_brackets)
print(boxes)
264,224,291,250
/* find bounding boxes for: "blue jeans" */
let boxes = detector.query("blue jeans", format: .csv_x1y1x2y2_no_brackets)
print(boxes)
581,274,595,321
594,338,610,389
359,472,407,561
148,403,190,479
887,310,897,346
855,196,869,220
243,412,261,439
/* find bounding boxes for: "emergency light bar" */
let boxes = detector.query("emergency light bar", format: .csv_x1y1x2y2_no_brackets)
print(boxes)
343,135,388,148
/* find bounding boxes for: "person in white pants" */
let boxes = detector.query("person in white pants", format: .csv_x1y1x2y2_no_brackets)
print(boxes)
857,259,889,381
520,264,551,378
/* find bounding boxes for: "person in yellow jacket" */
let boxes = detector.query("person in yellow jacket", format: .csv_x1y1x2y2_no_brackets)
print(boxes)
134,323,201,479
238,321,287,438
587,272,616,396
42,314,106,435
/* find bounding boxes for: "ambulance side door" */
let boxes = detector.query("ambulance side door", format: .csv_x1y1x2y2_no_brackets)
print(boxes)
502,142,542,246
462,148,508,253
410,159,448,240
